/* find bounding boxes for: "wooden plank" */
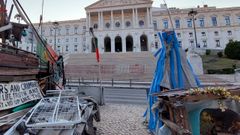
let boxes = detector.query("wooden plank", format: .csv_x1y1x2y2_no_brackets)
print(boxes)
0,75,36,82
0,68,39,76
160,118,191,135
0,53,39,69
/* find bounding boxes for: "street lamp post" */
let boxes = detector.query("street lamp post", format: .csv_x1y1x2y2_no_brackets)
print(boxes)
188,9,198,49
52,21,59,51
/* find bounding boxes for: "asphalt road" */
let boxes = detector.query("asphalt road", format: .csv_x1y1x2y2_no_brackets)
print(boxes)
103,88,148,105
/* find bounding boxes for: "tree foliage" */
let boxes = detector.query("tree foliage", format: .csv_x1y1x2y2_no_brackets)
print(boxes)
224,41,240,60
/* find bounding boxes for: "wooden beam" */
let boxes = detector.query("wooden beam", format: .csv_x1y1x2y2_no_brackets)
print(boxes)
160,118,191,135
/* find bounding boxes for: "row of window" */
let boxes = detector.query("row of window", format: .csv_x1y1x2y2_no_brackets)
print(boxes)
93,20,145,29
178,39,223,48
42,26,86,36
57,45,78,52
48,37,79,44
176,30,233,38
153,15,240,29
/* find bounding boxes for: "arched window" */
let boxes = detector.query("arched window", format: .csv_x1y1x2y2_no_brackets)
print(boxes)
115,36,122,52
140,35,148,51
104,36,111,52
126,35,133,52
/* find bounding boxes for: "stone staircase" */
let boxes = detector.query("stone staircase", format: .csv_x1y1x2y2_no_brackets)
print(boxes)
65,52,232,85
65,52,156,81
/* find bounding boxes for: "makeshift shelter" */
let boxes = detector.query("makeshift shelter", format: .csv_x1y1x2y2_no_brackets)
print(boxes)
145,31,201,134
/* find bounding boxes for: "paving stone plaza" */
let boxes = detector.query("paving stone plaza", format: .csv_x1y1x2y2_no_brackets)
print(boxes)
95,104,151,135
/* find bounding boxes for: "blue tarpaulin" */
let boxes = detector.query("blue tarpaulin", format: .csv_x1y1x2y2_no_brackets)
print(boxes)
145,31,201,134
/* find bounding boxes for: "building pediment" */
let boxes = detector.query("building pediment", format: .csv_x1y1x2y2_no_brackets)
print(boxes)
86,0,152,10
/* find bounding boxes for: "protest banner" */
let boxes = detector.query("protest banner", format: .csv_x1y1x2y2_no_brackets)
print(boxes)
0,81,43,111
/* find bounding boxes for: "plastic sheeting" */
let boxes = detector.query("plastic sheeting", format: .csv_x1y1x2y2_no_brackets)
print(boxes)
145,31,201,134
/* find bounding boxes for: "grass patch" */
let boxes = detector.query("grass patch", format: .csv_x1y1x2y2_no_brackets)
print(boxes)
201,55,240,73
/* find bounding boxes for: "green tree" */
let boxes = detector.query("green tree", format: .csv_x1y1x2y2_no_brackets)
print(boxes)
224,41,240,60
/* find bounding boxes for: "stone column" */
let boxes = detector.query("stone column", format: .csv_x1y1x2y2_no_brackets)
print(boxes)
111,36,115,53
136,8,138,28
88,12,91,28
86,13,89,29
101,11,104,29
132,9,135,28
121,10,124,29
98,12,101,29
122,35,126,53
150,7,153,25
111,10,114,30
147,8,150,27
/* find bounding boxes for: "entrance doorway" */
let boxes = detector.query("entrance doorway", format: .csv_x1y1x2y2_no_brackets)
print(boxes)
104,36,111,52
115,36,122,52
140,35,148,51
126,35,133,52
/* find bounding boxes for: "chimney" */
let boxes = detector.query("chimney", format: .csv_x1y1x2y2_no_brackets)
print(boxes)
197,5,200,8
203,5,208,8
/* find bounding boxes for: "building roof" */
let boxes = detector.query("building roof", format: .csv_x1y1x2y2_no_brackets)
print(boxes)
85,0,152,10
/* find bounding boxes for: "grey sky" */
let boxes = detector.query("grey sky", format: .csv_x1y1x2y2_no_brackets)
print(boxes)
8,0,240,23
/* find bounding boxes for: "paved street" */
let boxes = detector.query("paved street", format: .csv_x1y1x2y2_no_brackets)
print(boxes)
95,104,151,135
104,88,148,105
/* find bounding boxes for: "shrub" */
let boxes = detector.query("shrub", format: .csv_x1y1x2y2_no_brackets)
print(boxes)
224,41,240,60
207,68,235,74
206,49,211,55
217,52,223,58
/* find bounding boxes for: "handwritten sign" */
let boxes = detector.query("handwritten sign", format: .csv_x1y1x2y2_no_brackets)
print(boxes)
0,81,43,111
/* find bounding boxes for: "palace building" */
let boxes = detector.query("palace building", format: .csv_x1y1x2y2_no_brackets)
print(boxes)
21,0,240,55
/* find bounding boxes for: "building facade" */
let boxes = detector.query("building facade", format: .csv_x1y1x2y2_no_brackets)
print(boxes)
20,0,240,54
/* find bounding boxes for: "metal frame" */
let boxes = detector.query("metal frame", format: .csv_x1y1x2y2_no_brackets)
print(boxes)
25,95,82,129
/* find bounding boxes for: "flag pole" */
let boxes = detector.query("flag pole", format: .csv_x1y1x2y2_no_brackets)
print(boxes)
89,28,104,105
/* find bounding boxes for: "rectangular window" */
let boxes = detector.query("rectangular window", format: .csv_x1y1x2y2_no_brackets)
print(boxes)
66,38,69,42
178,41,182,47
66,45,68,52
26,46,29,51
49,39,52,43
177,33,181,38
74,27,78,34
153,20,158,30
163,20,168,29
57,46,61,52
155,42,158,49
214,31,219,36
201,32,206,37
74,38,78,42
203,40,207,48
66,28,69,35
216,40,221,47
190,40,194,46
189,32,193,37
58,39,60,43
74,45,78,52
227,30,232,36
187,19,192,28
238,16,240,24
175,19,180,29
225,16,231,26
199,18,205,27
212,16,218,26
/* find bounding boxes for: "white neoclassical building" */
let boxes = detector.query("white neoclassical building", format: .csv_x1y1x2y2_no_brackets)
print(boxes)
20,0,240,54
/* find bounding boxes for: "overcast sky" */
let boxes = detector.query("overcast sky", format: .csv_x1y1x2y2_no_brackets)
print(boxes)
7,0,240,23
